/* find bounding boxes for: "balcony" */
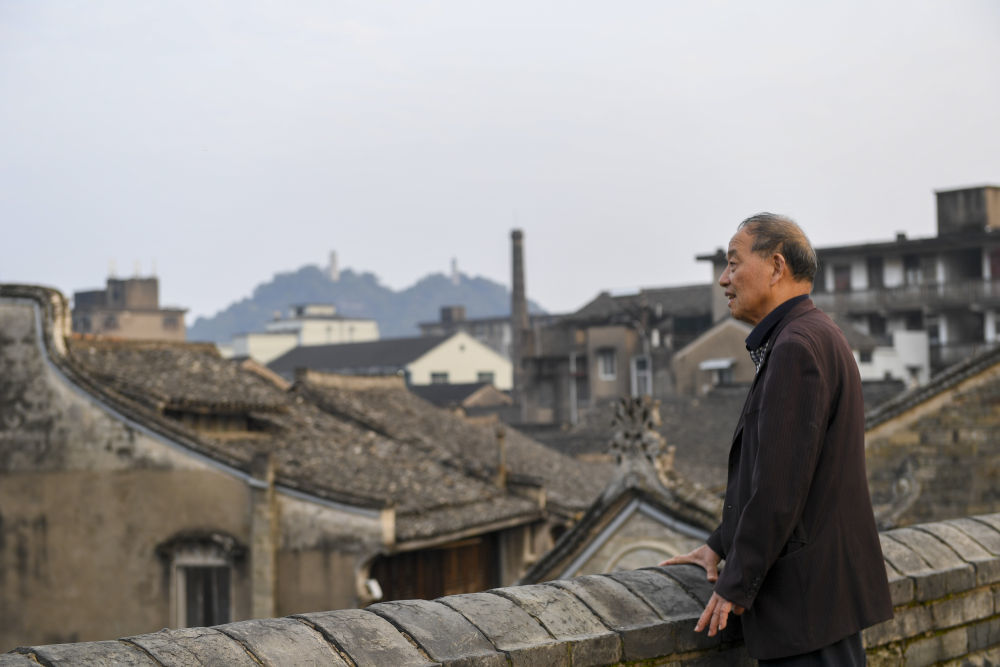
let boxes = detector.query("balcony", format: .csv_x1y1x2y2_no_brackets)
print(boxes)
812,279,1000,313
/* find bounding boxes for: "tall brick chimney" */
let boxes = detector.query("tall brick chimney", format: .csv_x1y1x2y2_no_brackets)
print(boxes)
510,230,529,412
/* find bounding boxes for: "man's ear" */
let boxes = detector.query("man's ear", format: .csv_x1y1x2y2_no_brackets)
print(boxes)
770,253,787,285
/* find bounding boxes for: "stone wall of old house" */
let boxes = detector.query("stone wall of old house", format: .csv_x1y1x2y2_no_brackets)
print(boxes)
866,361,1000,529
8,513,1000,666
0,293,386,650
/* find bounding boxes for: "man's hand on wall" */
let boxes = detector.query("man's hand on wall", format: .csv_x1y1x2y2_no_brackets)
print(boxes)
695,592,745,636
659,544,722,582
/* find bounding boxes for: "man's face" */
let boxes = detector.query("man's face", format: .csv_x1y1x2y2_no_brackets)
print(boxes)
719,229,774,325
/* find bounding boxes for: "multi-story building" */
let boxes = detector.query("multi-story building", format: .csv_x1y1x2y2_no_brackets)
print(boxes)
225,303,379,364
72,275,187,341
699,185,1000,374
519,284,714,425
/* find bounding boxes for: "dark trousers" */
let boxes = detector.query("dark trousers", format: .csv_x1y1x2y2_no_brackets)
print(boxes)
757,632,865,666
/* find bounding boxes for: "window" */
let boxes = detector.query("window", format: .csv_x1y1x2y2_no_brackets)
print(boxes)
867,257,884,289
476,371,495,384
903,255,920,286
597,348,617,380
157,534,242,629
163,315,179,330
859,350,873,363
103,314,119,330
182,566,231,627
833,265,852,292
630,356,652,397
431,372,449,384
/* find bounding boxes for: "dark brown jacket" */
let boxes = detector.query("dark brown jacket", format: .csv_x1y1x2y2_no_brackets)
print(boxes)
706,298,893,660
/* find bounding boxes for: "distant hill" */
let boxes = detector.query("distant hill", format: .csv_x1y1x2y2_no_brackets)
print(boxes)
187,265,546,343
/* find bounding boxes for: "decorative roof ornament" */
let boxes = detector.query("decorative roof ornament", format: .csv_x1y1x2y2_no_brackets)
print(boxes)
607,396,675,491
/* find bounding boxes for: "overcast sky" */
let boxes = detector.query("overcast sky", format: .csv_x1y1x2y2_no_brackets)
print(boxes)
2,1,998,320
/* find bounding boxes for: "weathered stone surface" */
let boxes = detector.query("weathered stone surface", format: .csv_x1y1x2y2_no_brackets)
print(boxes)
928,589,994,631
970,513,1000,535
26,640,157,666
880,532,929,574
1,652,61,666
550,574,679,661
657,563,716,605
610,568,734,653
883,559,914,606
966,615,1000,653
369,599,505,666
296,609,435,667
862,602,933,647
439,592,566,667
216,617,347,666
955,516,1000,554
920,522,1000,586
902,625,968,666
492,584,621,667
881,533,972,601
126,628,258,666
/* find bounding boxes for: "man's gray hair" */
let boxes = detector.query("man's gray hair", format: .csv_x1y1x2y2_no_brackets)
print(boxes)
738,213,818,283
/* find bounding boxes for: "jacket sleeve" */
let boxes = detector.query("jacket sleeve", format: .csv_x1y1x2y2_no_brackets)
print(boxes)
712,335,830,609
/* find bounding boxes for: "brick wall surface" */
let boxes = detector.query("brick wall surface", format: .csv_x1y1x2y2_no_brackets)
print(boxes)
6,514,1000,666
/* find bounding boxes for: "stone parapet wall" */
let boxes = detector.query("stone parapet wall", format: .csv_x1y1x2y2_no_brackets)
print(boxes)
6,514,1000,666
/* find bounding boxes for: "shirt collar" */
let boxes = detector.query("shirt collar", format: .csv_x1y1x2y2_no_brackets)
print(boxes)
745,294,810,351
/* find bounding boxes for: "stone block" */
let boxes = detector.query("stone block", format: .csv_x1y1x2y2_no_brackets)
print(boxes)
607,568,730,653
966,616,1000,652
902,625,968,667
953,516,1000,555
493,583,621,667
889,527,968,572
657,563,716,605
971,513,1000,535
25,640,159,666
125,628,258,666
369,599,505,666
884,559,914,606
296,609,435,667
438,592,567,667
881,534,974,601
928,589,993,630
861,603,933,647
550,574,680,662
880,533,929,574
1,652,70,666
920,522,1000,586
215,617,347,666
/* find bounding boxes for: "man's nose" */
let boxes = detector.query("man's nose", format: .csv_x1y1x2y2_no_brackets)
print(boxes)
719,269,729,286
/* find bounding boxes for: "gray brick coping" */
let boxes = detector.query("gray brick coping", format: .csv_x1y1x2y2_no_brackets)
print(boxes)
8,513,1000,666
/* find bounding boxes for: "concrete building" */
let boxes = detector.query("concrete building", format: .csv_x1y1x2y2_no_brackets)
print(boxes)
0,284,606,650
72,275,186,341
518,284,714,426
699,184,1000,374
267,331,513,390
224,304,379,365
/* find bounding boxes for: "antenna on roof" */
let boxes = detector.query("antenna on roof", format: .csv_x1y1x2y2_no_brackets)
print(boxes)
451,257,459,285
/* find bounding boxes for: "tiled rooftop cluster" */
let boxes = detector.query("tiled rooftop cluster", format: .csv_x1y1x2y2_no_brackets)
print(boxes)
1,283,608,544
7,513,1000,666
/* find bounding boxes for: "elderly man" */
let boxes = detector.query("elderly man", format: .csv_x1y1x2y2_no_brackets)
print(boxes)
664,214,892,665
